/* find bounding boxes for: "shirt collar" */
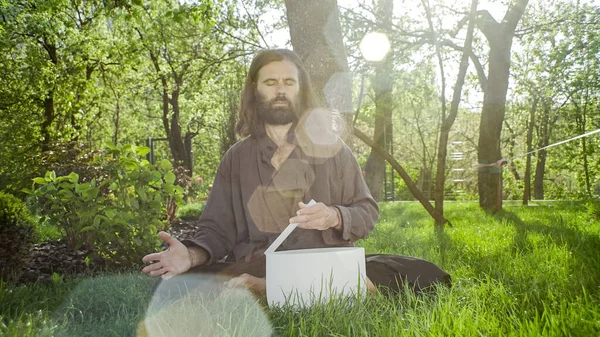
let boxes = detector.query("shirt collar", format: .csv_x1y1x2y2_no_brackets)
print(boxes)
256,126,300,151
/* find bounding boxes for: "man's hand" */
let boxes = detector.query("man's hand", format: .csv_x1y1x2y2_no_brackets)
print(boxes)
290,201,342,231
141,231,207,280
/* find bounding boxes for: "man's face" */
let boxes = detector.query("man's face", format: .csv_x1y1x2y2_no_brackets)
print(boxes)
255,59,301,125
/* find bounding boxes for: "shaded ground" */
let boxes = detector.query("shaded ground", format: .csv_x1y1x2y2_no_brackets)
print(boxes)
18,220,200,283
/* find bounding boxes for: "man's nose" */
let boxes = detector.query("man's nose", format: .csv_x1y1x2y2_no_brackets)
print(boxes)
276,81,286,94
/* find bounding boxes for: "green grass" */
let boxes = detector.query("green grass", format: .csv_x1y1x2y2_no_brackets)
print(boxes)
2,201,600,336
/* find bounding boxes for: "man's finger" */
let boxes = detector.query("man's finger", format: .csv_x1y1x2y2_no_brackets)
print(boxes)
297,219,327,230
149,268,167,277
142,252,163,264
289,214,303,224
161,272,174,280
142,262,163,273
296,202,324,215
158,231,177,246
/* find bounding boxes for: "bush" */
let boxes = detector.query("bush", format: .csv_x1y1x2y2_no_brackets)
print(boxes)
0,192,36,282
27,144,185,267
185,176,210,202
177,202,205,220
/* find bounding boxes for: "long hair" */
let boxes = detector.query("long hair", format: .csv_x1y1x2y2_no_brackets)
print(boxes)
236,49,321,138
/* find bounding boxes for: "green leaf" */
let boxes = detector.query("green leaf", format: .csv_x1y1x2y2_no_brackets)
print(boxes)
59,182,73,190
124,159,138,171
84,187,99,199
76,183,91,193
164,171,176,185
45,171,56,182
80,226,95,233
58,189,75,200
68,172,79,184
136,146,151,157
93,215,104,227
137,188,147,201
51,273,63,284
105,209,117,219
151,171,162,182
33,177,47,185
159,159,173,171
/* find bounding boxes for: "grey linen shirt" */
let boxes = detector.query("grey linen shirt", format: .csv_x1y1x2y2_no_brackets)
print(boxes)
182,133,379,264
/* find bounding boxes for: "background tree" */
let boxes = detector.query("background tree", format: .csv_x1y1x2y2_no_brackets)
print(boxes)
363,0,393,202
476,0,528,212
284,0,355,144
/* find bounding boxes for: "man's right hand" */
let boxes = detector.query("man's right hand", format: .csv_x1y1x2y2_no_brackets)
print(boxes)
141,231,207,280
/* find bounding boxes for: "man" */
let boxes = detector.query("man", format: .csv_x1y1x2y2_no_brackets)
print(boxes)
141,49,379,289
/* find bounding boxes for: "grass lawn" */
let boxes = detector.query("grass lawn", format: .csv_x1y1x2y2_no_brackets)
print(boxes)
1,201,600,336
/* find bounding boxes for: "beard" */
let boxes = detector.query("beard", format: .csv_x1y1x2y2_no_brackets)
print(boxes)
257,93,299,125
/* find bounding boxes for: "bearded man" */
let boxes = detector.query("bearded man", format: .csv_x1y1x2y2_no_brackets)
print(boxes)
141,49,450,296
141,49,378,287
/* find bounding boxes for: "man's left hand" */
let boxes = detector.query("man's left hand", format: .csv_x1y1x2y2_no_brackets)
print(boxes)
290,201,342,231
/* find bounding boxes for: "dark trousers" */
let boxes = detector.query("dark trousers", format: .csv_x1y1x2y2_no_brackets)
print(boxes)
149,254,451,302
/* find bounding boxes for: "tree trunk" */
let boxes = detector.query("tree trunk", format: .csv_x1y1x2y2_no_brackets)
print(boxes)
574,89,591,195
355,127,450,226
284,0,354,145
522,97,538,205
364,0,394,201
149,46,194,176
168,87,193,175
41,40,58,153
432,0,478,224
476,0,528,212
221,94,239,157
418,167,432,199
113,94,121,145
41,93,55,153
582,137,590,195
533,101,551,199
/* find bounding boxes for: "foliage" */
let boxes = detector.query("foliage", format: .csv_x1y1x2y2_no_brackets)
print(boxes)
185,176,210,202
177,202,206,221
0,0,258,200
27,144,184,267
584,198,600,220
0,192,36,283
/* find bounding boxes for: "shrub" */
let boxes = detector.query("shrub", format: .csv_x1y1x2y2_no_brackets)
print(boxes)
186,176,210,202
0,192,36,282
177,202,205,220
27,144,185,267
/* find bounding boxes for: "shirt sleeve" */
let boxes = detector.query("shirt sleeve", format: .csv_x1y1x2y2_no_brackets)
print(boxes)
181,150,237,265
322,143,379,244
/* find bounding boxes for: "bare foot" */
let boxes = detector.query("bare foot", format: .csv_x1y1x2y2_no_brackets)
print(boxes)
226,273,266,294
